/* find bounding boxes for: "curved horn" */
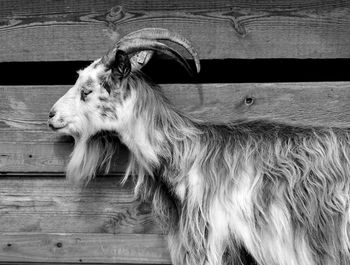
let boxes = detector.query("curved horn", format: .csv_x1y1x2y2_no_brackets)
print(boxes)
118,38,193,75
101,48,117,69
120,28,200,73
102,28,201,74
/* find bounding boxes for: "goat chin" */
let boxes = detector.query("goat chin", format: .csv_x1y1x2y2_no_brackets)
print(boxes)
66,132,117,186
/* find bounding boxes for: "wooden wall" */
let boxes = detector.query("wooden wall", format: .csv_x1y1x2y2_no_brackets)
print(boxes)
2,0,350,61
1,0,350,264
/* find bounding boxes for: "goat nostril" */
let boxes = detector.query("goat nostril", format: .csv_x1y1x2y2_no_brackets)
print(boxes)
48,110,56,118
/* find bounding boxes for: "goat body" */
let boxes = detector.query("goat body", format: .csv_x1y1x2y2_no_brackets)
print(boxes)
48,28,350,265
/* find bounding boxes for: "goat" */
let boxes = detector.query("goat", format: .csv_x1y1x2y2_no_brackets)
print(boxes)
48,28,350,265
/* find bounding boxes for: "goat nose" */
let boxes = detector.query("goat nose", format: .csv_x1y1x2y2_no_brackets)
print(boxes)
48,110,56,118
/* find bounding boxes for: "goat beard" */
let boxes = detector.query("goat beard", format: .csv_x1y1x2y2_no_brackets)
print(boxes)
66,132,118,186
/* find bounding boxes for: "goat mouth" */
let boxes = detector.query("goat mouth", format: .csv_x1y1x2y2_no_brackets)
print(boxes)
49,124,66,131
48,122,66,131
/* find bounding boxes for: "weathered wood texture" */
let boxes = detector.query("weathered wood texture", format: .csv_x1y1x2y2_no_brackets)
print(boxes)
1,82,350,173
0,177,160,234
0,232,169,263
0,176,169,263
1,0,350,61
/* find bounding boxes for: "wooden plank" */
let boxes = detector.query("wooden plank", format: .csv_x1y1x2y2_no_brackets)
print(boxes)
0,176,161,235
0,263,136,265
0,140,129,173
0,176,168,264
2,82,350,130
0,263,124,265
1,0,350,61
0,233,170,264
1,82,350,173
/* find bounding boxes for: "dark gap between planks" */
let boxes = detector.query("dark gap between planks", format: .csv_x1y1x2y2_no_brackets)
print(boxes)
0,59,349,85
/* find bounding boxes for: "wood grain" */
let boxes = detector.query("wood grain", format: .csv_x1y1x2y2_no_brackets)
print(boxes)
1,82,350,173
0,232,170,263
0,177,169,264
1,0,350,61
0,176,161,235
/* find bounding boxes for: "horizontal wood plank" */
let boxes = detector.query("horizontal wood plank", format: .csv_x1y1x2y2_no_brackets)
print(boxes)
0,175,170,264
1,0,350,61
0,232,170,264
0,176,168,264
0,140,129,173
0,176,161,235
1,82,350,173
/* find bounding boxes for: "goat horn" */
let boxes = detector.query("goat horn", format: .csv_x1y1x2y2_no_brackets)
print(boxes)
120,28,200,73
101,48,117,69
118,38,193,75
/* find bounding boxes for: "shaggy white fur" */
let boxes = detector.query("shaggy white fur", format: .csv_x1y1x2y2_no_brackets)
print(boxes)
49,29,350,265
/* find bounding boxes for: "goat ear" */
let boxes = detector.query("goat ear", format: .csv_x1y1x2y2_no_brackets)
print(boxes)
130,51,154,71
111,50,131,80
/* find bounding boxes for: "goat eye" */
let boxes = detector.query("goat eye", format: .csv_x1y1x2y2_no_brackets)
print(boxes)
83,89,92,96
80,89,93,101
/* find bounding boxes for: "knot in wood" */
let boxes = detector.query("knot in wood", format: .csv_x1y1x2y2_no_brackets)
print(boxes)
245,97,254,106
106,5,125,22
